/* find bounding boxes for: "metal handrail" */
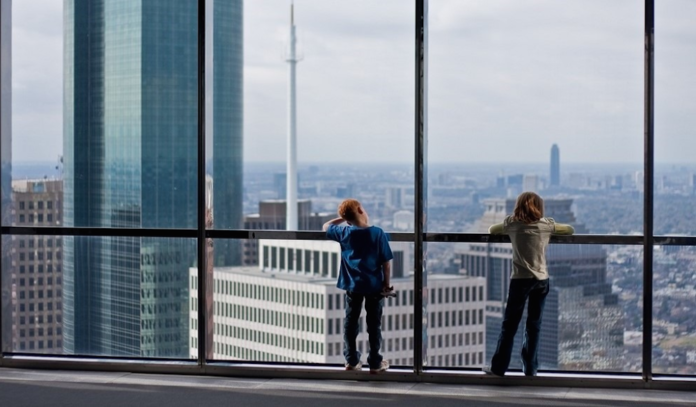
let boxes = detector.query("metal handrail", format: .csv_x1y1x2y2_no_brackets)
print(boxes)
3,226,695,246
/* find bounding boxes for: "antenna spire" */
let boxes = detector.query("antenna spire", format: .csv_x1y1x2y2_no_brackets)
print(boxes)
286,1,300,230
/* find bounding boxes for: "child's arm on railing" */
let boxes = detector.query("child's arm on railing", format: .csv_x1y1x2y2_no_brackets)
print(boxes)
554,223,575,235
488,223,504,235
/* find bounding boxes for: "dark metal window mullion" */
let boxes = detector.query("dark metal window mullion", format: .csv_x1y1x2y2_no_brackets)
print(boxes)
197,0,208,368
642,0,655,383
414,0,428,374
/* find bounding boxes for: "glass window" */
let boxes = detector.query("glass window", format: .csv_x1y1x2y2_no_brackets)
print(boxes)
655,1,696,237
2,0,687,383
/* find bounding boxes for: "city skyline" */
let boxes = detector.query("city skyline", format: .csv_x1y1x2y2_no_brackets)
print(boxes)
5,157,696,372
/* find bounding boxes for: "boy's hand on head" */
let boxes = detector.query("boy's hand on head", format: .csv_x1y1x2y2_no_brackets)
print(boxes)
322,217,345,232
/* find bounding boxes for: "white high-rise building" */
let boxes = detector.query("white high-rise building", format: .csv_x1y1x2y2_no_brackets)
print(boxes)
189,240,486,367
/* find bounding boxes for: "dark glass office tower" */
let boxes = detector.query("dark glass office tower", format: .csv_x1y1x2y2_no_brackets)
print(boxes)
212,0,243,267
63,1,242,357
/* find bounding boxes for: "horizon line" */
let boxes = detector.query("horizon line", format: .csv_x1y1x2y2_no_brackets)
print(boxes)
10,160,696,166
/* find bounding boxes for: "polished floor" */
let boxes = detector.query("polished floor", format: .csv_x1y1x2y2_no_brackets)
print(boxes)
0,368,694,407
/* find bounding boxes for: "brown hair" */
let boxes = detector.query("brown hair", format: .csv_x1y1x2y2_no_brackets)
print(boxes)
338,199,361,222
513,192,544,224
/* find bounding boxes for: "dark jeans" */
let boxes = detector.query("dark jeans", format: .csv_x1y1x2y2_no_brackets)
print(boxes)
344,291,384,369
490,278,549,376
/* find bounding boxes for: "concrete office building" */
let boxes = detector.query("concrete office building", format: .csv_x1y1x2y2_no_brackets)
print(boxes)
10,180,64,354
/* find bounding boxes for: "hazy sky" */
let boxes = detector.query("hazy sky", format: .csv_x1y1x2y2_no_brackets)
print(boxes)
9,0,696,164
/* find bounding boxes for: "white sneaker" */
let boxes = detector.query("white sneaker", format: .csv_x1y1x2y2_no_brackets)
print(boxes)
369,360,389,374
345,361,363,371
482,365,504,377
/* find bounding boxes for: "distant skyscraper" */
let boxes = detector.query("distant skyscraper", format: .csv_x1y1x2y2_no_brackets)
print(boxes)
385,186,407,209
10,180,64,354
63,1,242,357
550,144,560,187
634,171,644,192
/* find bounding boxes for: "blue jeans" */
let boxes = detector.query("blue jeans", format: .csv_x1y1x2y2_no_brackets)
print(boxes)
490,278,549,376
344,291,384,369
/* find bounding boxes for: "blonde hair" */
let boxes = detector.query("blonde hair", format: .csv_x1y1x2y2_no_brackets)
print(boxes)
338,199,361,222
513,192,544,224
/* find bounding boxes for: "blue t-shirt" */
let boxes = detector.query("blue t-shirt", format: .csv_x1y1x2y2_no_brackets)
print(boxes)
326,224,394,294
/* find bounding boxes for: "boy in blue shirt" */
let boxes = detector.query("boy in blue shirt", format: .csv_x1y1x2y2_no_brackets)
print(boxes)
323,198,393,374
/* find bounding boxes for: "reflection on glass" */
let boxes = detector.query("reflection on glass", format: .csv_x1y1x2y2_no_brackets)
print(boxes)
206,239,413,366
653,246,696,375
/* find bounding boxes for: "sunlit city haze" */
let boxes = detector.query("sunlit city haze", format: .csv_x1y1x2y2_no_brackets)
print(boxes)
2,0,696,375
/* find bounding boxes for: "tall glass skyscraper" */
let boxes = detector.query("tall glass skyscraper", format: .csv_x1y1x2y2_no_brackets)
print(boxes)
212,0,243,267
63,0,242,358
